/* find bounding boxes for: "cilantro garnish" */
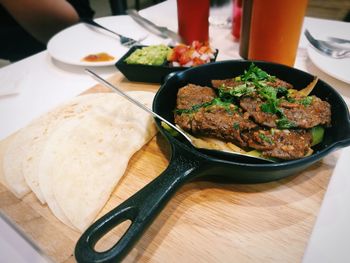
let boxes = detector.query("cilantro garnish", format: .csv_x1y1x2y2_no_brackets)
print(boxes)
259,133,273,144
286,96,296,103
233,122,240,130
241,63,275,82
276,116,297,129
261,101,280,114
258,85,282,114
208,97,237,114
258,85,277,101
276,86,288,97
219,84,255,98
174,100,211,114
298,96,313,106
174,97,236,115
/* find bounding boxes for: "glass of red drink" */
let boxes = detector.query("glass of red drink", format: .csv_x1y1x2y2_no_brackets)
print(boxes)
177,0,210,44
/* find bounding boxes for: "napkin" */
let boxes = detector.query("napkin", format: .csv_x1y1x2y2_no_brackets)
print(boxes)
0,64,28,97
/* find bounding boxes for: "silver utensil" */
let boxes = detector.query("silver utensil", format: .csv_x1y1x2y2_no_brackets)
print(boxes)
80,17,140,47
85,69,273,163
304,29,350,59
327,36,350,45
126,9,182,43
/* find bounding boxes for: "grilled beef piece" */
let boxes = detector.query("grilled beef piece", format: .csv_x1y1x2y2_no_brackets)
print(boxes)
267,79,294,89
240,96,278,127
282,96,331,128
175,85,257,147
211,79,244,89
176,84,216,110
244,129,313,160
240,96,331,129
175,107,257,147
211,78,293,89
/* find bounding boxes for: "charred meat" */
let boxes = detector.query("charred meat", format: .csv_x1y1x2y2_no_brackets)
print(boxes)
244,129,312,160
240,95,331,129
175,85,257,147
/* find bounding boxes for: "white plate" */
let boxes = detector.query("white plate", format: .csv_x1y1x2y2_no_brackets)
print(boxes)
47,16,168,66
307,44,350,84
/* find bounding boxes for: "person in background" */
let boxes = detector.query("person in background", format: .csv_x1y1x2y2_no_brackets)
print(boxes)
0,0,94,62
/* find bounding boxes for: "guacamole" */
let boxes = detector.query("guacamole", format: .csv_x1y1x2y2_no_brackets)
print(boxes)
124,45,172,66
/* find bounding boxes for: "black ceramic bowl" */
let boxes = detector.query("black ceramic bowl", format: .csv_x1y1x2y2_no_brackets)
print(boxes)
115,45,218,83
76,60,350,263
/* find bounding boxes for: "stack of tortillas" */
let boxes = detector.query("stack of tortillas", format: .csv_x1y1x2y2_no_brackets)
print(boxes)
1,91,157,231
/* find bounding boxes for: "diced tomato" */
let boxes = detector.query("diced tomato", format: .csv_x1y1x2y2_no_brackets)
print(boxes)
167,41,215,67
168,44,187,62
198,45,211,54
192,57,206,66
167,49,177,61
174,45,188,55
178,51,192,65
191,40,203,49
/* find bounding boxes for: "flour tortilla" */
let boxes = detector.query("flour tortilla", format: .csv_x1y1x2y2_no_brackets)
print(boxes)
31,93,117,227
38,91,156,231
2,135,31,198
2,106,67,200
2,93,110,204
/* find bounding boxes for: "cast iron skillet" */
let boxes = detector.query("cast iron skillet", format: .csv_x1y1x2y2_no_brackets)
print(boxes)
75,60,350,262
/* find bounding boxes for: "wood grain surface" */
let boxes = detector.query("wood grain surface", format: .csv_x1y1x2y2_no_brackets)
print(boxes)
0,73,338,263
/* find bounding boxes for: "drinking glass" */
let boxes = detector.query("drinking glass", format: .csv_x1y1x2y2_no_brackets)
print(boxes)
232,0,242,40
177,0,210,44
239,0,308,66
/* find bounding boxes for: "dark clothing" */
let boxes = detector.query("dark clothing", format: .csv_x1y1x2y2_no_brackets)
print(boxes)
0,0,94,61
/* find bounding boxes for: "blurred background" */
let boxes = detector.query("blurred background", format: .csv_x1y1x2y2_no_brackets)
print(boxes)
0,0,349,68
306,0,350,21
90,0,350,21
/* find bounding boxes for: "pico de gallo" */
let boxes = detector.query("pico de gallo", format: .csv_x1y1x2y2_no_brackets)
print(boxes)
167,41,216,67
124,41,217,67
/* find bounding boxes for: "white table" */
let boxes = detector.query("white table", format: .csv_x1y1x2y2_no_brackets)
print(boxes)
0,0,350,262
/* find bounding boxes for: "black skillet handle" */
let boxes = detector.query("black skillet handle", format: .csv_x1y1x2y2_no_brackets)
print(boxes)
75,139,208,263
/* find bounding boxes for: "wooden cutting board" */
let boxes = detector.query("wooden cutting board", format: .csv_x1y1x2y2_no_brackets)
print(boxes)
0,72,338,263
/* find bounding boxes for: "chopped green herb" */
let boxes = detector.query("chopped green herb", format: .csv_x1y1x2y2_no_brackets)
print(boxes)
210,97,231,107
241,63,275,82
258,85,277,101
174,97,236,115
219,84,255,98
259,133,273,144
286,96,296,103
207,98,237,114
276,86,288,97
276,116,297,129
233,122,240,130
174,100,210,114
258,85,282,114
298,96,313,106
261,101,279,114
